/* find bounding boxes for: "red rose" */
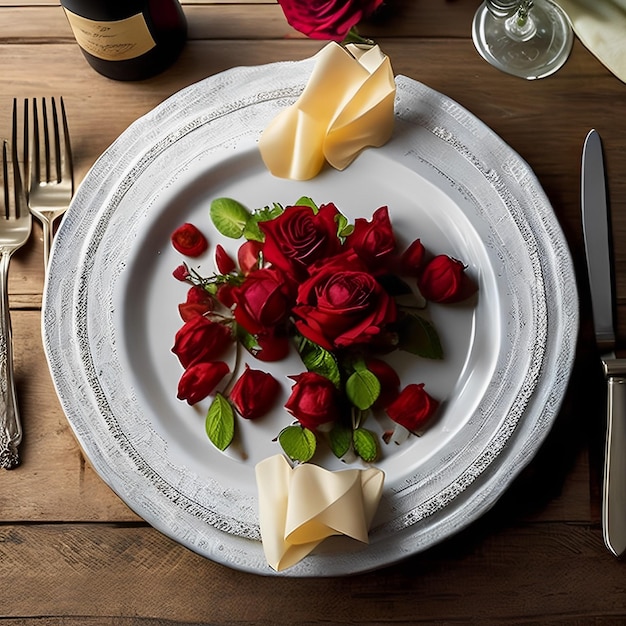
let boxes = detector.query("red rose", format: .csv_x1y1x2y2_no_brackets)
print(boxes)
259,203,341,279
284,372,340,430
231,267,295,336
177,361,229,405
172,316,232,368
171,223,208,257
366,358,400,408
418,255,477,303
400,239,425,276
277,0,384,41
230,365,280,419
385,383,438,431
345,206,396,272
292,251,397,351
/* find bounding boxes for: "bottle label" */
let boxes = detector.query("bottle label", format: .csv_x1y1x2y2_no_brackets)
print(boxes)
63,8,156,62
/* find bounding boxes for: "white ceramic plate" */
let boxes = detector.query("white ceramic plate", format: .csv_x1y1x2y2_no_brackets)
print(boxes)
42,57,578,577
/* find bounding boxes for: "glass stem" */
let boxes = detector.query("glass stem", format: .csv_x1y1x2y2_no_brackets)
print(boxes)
505,1,537,41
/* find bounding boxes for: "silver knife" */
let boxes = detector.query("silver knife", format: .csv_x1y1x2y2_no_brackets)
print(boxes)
581,128,626,557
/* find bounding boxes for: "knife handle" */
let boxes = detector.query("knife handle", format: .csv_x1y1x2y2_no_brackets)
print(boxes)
602,359,626,557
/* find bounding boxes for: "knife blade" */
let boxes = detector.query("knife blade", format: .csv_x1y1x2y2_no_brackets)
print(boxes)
581,128,626,558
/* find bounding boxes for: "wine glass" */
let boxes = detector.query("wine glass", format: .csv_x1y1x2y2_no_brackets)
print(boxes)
472,0,573,80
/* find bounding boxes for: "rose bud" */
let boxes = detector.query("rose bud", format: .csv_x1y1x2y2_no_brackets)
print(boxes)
418,255,477,303
231,267,294,335
345,205,396,272
230,365,280,419
172,264,190,282
215,244,236,274
177,361,229,405
178,286,214,322
172,316,232,368
171,223,208,257
186,285,213,306
400,239,425,276
366,358,401,408
284,371,340,431
385,383,439,432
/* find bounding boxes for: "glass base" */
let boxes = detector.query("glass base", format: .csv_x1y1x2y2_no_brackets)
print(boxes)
472,0,573,80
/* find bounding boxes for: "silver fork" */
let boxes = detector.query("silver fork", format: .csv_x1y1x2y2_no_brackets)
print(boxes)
0,135,32,469
17,97,73,269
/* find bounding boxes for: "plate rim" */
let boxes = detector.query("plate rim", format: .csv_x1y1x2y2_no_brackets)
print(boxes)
42,58,579,576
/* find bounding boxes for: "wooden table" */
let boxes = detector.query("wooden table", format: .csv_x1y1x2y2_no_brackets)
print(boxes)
2,1,626,623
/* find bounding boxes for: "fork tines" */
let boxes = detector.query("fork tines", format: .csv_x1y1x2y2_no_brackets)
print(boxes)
1,138,26,221
13,97,72,193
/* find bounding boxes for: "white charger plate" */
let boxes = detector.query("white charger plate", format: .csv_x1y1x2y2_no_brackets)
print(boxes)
42,57,578,577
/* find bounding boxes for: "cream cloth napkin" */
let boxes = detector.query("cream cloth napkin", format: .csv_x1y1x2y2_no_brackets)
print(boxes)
555,0,626,82
255,454,385,571
259,42,396,181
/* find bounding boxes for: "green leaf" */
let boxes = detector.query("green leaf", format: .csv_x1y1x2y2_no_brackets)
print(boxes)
345,367,380,410
334,213,353,239
205,393,235,451
339,223,354,237
242,219,264,242
293,196,318,212
278,425,316,462
328,425,352,459
397,312,444,359
242,203,284,242
209,197,251,239
353,428,379,463
294,334,341,387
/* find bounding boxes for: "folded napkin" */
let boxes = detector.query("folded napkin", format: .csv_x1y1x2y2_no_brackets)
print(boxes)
259,42,396,181
255,454,385,571
555,0,626,82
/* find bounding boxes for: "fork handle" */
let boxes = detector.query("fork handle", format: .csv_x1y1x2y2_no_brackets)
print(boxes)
42,219,52,269
0,251,22,469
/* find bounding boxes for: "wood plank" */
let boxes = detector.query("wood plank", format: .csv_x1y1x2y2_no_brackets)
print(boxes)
0,1,481,41
0,6,292,41
0,522,622,623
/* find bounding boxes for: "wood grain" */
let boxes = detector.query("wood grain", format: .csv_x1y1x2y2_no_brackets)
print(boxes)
0,522,622,625
1,0,625,622
0,1,479,41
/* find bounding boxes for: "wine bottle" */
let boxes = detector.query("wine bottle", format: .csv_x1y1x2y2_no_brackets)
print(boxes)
60,0,187,81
